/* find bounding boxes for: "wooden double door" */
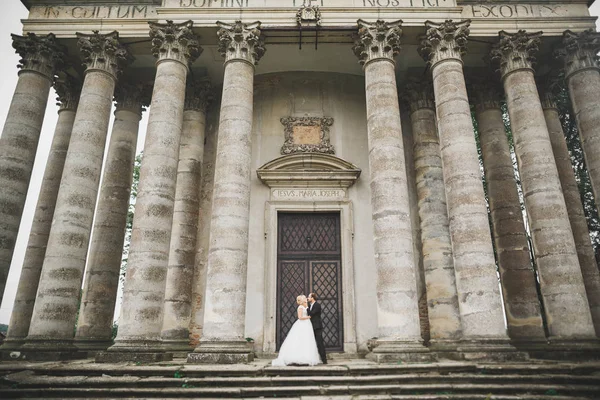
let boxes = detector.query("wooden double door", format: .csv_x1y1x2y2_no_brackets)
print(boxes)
276,212,344,352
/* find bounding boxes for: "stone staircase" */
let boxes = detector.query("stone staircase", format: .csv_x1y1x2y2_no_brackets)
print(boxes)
1,359,599,399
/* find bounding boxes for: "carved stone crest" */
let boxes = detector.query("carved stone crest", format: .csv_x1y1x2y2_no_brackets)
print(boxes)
296,5,321,26
280,117,334,155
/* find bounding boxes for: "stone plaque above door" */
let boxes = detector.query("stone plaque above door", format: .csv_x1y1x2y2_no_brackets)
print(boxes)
280,116,335,155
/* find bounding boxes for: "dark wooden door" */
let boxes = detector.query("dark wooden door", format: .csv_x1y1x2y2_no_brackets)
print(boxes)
276,212,343,351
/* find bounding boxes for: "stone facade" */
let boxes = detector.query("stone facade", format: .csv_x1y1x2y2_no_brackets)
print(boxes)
2,0,600,362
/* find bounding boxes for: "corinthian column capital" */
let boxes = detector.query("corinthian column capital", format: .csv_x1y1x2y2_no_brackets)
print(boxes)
490,30,542,79
217,20,266,66
54,74,81,111
400,76,434,113
352,19,402,66
468,74,504,112
77,31,133,80
114,81,152,115
149,20,201,67
555,29,600,78
11,33,66,80
185,78,212,112
418,19,470,67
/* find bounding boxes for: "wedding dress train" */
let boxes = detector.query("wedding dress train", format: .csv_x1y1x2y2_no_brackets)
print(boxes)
272,305,322,366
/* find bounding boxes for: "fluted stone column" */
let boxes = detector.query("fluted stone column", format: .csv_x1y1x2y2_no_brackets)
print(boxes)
2,77,80,350
0,33,65,303
106,21,200,362
491,30,596,340
351,20,427,362
75,83,150,351
401,77,462,348
161,79,211,351
189,21,265,364
23,32,131,355
556,30,600,215
470,78,546,343
538,76,600,337
419,22,510,352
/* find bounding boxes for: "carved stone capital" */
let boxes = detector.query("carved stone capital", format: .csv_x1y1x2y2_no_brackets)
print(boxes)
555,29,600,78
114,81,152,115
467,75,504,112
11,33,66,80
418,19,470,67
217,21,266,66
400,76,435,114
490,30,542,79
352,19,402,66
536,73,564,110
280,116,335,155
77,31,133,79
184,78,212,112
149,20,201,67
54,74,81,111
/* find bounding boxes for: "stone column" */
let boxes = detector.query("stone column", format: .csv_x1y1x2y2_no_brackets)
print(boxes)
419,21,510,350
189,21,265,364
74,82,150,351
0,33,65,303
491,30,596,340
23,32,131,355
351,20,427,362
161,79,211,351
556,30,600,215
2,77,80,349
106,21,200,362
401,77,462,348
470,77,546,343
538,75,600,336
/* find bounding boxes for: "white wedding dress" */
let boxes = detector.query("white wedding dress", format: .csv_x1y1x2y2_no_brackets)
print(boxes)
272,305,322,366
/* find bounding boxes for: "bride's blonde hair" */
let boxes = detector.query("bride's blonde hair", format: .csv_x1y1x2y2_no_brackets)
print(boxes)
296,295,307,305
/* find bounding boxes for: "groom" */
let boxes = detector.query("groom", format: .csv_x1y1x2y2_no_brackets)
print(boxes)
307,293,327,364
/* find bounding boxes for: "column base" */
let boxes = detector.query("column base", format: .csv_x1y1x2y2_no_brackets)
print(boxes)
187,340,254,364
97,339,173,363
428,339,464,361
0,337,26,350
366,338,433,363
73,338,113,351
528,337,600,361
12,338,89,361
456,338,528,362
160,339,194,358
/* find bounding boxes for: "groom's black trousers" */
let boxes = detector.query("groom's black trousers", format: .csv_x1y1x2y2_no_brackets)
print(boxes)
314,328,327,363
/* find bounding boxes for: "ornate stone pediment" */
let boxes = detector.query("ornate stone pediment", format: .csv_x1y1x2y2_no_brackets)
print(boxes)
257,153,361,189
280,116,335,155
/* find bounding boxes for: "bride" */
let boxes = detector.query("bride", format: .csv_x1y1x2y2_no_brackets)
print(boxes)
272,294,322,366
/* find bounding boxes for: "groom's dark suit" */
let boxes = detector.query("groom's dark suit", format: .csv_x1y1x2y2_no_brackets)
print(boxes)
307,301,327,364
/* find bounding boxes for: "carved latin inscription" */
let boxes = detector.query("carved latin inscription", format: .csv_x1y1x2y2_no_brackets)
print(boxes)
272,188,346,201
30,5,156,19
462,3,577,19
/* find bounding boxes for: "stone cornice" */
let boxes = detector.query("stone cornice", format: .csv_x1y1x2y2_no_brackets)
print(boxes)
490,30,542,79
114,81,152,115
77,30,133,79
352,19,403,67
217,20,266,66
555,29,600,79
184,78,212,112
468,75,504,112
149,20,201,67
11,33,66,80
54,74,81,111
418,19,471,68
400,76,435,114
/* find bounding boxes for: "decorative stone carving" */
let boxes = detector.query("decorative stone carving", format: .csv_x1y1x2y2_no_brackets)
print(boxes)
77,31,133,79
11,33,66,80
114,81,152,114
54,74,81,111
149,20,201,66
555,29,600,79
468,75,504,112
280,116,335,155
352,19,402,66
184,78,212,112
401,76,435,114
217,20,266,65
490,30,542,79
418,20,470,67
296,5,321,26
